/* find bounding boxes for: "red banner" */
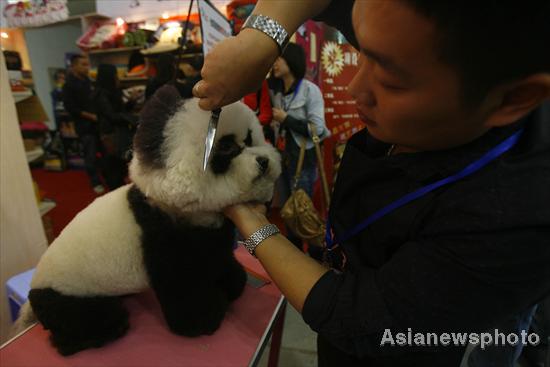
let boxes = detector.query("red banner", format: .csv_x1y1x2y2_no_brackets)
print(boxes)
319,41,364,143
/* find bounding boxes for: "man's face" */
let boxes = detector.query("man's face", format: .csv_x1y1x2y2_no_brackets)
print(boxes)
349,0,492,151
73,58,90,78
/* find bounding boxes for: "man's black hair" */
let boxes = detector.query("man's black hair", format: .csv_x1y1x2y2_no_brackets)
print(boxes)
402,0,550,105
70,54,85,66
281,43,306,81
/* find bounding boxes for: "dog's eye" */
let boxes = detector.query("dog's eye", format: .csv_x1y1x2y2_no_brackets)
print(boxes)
211,134,242,174
244,129,253,147
216,138,241,156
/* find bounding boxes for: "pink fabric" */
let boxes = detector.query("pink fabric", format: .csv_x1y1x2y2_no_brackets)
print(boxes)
1,249,282,366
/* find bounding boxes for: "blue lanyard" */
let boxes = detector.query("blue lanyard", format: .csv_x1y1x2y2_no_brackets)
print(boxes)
325,128,524,250
282,79,302,112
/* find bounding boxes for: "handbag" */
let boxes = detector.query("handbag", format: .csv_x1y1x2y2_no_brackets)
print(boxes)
280,123,331,247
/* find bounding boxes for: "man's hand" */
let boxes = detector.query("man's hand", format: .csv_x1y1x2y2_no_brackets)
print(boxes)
224,202,270,239
193,29,279,111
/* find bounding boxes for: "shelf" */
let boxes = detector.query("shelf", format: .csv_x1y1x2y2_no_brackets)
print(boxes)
39,200,56,216
26,147,44,163
12,89,33,103
88,46,143,55
120,76,148,82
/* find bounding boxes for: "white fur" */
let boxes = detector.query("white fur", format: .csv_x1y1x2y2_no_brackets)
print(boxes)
31,184,149,296
129,98,281,223
27,98,279,314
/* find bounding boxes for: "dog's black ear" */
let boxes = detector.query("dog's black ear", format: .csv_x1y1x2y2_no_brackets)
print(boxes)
133,85,183,169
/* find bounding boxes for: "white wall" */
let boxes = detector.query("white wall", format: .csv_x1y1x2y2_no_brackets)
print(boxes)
0,53,48,343
23,19,82,129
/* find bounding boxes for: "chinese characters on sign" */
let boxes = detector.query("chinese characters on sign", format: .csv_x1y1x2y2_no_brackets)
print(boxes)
320,41,363,143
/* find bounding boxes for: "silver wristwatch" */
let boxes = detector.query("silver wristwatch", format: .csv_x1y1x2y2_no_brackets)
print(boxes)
242,14,290,53
243,224,280,257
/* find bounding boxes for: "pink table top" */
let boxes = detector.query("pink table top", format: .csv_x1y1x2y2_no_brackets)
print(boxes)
1,247,283,367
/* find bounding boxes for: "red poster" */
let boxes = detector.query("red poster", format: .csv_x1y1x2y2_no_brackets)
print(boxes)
319,41,364,143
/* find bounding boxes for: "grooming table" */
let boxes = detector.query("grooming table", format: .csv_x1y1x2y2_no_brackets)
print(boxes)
0,247,286,367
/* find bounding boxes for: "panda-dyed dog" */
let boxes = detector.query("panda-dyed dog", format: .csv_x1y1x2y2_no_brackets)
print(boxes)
14,85,281,355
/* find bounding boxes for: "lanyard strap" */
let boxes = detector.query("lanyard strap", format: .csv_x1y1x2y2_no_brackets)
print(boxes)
326,128,524,250
282,79,302,111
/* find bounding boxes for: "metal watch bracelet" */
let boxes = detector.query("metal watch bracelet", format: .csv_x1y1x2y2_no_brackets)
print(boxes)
242,14,290,53
243,224,280,257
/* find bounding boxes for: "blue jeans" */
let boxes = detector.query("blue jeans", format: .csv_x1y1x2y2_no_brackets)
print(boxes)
467,305,538,367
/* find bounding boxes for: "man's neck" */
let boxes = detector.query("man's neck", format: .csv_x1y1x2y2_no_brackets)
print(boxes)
283,75,296,93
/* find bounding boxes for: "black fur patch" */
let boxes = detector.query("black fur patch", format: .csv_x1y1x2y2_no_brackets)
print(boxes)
244,129,253,147
133,85,182,169
210,134,243,175
28,288,129,356
127,186,246,337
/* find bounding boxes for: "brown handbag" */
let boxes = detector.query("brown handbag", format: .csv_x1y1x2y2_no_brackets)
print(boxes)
280,123,331,247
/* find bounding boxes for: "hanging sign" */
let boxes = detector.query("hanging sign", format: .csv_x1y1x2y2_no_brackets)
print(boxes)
320,41,364,143
197,0,231,56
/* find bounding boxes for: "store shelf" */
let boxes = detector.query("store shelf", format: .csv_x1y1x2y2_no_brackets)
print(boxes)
12,89,33,103
89,46,143,55
26,147,44,163
39,200,56,216
120,76,148,82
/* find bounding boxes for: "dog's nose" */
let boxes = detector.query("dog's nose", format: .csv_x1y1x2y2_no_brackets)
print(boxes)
256,156,269,174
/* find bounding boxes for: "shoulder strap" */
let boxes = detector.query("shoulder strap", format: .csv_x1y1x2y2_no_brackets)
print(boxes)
308,123,331,207
293,138,307,191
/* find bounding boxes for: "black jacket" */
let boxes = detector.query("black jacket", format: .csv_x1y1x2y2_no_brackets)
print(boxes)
92,88,137,158
302,101,550,365
62,72,95,136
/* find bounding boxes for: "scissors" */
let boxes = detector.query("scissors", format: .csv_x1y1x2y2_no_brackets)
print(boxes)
202,108,222,171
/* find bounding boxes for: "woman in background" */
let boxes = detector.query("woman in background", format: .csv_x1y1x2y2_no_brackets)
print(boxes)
268,42,330,252
145,53,176,100
92,64,138,190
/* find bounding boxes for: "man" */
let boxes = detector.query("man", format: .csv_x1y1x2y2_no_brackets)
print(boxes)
194,1,550,366
63,54,103,194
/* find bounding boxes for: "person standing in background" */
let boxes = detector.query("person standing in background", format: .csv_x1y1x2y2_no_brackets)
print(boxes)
92,64,138,191
63,54,103,194
268,42,330,251
145,53,177,100
175,55,204,99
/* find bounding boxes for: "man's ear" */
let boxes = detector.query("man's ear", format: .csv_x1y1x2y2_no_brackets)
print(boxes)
485,73,550,127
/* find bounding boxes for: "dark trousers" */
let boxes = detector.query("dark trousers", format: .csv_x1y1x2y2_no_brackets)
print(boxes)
80,134,100,187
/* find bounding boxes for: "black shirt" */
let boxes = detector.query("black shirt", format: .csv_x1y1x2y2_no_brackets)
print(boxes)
302,103,550,365
62,72,95,136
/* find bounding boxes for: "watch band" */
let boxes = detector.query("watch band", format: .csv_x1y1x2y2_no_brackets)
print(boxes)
242,14,290,53
243,224,280,257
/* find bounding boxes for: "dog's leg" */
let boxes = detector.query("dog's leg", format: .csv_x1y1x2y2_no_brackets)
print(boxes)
153,279,229,337
29,288,129,356
217,258,247,302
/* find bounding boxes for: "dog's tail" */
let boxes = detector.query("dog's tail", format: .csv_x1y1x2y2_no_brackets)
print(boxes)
10,301,37,337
